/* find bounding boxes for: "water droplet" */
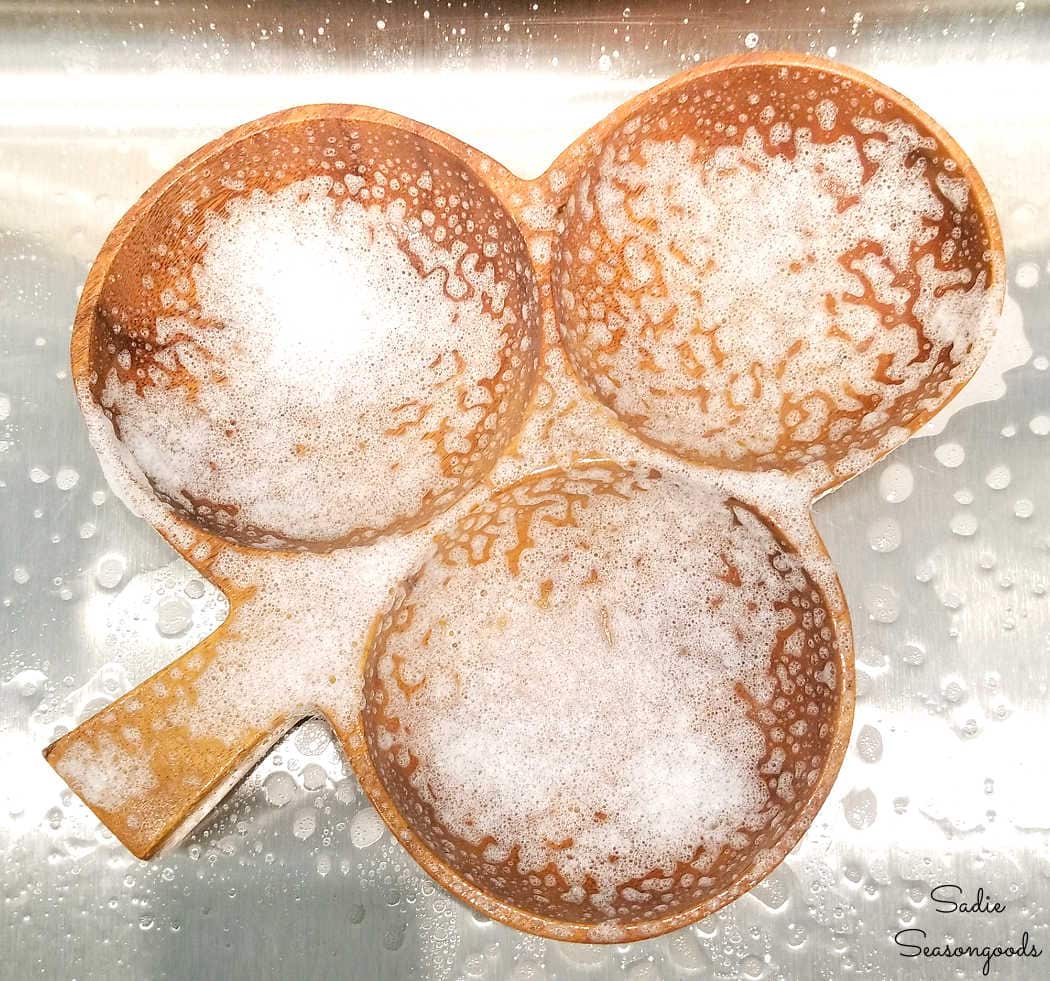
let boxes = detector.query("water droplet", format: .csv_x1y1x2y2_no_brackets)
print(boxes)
901,642,925,666
262,771,297,807
598,53,612,71
91,489,107,505
1030,415,1050,436
350,806,385,848
95,554,126,589
156,596,193,636
751,873,790,910
740,953,765,979
856,724,884,763
864,583,899,623
878,462,914,503
1014,498,1034,519
934,442,965,468
184,579,205,599
292,809,317,840
12,566,29,585
985,465,1011,490
301,763,327,791
294,718,332,756
915,558,936,583
867,516,901,552
381,920,406,950
950,512,978,536
942,675,968,704
55,467,79,490
1015,261,1039,288
842,788,877,829
667,931,709,971
334,780,357,807
29,466,50,484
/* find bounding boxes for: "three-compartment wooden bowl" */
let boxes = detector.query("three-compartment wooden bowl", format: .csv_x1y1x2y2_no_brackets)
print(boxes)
45,53,1003,943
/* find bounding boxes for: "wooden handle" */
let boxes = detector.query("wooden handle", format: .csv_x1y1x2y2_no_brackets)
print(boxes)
44,626,298,859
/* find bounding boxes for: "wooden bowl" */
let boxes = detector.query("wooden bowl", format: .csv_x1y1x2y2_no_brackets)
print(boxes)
552,54,1003,490
360,460,846,940
82,108,541,551
44,53,1003,944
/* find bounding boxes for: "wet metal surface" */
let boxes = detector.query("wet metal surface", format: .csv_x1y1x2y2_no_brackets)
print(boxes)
1,1,1048,978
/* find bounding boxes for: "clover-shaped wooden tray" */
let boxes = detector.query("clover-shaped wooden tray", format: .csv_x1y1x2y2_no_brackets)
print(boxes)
45,53,1003,943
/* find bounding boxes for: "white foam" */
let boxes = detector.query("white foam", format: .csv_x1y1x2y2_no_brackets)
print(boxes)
148,529,430,751
917,294,1030,437
370,463,830,912
53,732,159,812
100,175,533,547
555,107,1001,474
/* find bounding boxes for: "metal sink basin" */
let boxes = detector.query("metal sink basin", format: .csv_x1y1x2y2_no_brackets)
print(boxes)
2,2,1047,977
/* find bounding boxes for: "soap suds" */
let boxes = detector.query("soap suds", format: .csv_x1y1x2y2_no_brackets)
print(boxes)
53,733,159,812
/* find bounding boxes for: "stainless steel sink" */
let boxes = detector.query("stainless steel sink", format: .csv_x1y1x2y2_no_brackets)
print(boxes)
2,2,1048,978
